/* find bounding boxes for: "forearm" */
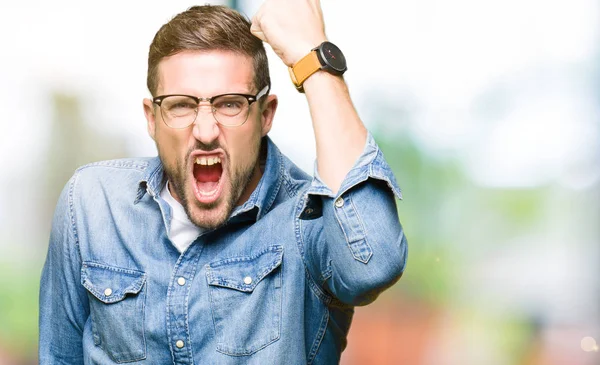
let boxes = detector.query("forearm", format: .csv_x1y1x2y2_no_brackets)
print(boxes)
250,0,367,194
303,72,367,195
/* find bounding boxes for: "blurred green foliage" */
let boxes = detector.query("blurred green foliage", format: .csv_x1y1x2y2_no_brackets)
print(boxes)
0,260,42,362
375,130,465,303
371,126,556,364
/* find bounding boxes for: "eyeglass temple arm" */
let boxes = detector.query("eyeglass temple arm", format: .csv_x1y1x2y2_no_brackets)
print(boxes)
255,85,270,101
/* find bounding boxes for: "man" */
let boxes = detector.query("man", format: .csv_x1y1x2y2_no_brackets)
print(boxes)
39,1,407,364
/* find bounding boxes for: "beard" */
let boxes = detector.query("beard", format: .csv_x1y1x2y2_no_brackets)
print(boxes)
161,138,261,230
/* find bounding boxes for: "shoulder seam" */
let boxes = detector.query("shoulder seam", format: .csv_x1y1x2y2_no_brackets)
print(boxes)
68,172,83,263
280,162,303,199
76,159,149,173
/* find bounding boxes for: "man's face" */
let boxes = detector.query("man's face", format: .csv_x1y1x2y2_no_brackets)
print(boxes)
143,50,277,229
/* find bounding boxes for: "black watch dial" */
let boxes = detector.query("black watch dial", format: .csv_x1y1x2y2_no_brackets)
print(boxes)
317,41,347,75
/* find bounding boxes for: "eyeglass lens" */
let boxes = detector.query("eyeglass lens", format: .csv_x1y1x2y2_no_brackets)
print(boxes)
159,95,251,128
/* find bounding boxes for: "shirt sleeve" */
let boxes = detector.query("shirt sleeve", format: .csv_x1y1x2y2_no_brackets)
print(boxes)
39,175,88,364
298,132,407,306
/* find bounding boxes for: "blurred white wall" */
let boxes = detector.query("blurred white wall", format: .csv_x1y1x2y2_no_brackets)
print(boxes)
2,0,597,184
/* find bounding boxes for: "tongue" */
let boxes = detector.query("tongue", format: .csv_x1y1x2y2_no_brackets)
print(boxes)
194,164,222,193
195,165,221,182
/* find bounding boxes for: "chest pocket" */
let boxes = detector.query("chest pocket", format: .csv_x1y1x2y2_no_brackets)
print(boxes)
206,245,283,356
81,262,147,363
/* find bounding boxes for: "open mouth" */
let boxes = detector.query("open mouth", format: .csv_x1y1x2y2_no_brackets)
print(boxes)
192,155,224,203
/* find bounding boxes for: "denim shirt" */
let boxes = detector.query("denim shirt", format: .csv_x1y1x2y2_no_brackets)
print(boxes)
39,133,407,365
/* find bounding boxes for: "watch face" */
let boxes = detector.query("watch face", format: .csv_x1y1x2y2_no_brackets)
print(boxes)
318,42,347,74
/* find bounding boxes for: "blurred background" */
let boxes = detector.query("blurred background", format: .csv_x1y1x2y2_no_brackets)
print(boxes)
0,0,598,364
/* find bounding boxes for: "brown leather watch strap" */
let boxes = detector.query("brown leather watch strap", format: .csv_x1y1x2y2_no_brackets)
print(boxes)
289,50,322,92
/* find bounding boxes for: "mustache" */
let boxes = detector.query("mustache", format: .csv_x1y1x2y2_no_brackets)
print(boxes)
193,140,220,152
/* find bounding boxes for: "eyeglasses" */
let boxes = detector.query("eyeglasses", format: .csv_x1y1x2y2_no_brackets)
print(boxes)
152,85,269,129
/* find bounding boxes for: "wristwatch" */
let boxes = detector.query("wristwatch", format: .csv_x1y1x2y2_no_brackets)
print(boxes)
288,41,347,93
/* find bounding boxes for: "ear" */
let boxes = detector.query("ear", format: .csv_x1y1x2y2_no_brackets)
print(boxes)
260,94,278,137
143,98,157,141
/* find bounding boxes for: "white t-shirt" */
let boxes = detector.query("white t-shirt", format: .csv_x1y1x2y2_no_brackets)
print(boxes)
160,182,203,253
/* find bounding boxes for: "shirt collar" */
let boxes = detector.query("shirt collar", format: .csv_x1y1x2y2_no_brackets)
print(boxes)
229,136,283,222
135,136,283,222
135,156,164,204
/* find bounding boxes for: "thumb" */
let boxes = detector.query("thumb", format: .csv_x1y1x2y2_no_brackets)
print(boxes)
250,19,267,42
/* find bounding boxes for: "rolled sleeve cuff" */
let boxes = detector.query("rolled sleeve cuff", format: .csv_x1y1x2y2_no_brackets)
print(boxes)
306,132,402,201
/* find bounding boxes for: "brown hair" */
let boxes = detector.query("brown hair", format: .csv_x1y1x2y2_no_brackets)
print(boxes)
147,5,270,97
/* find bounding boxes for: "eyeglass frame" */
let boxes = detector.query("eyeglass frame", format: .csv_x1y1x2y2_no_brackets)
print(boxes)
152,85,270,129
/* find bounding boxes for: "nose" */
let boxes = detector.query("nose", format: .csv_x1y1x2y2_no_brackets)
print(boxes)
191,106,220,144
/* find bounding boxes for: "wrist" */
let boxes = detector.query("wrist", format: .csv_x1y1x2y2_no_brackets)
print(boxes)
288,38,327,67
302,70,345,94
288,41,347,93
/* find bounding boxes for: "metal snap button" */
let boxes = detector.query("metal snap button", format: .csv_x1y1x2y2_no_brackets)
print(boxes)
176,340,184,348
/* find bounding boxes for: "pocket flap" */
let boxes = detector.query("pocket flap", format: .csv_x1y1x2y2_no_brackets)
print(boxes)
206,245,283,292
81,262,146,304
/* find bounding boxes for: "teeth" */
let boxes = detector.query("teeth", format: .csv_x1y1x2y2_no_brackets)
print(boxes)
198,187,219,196
195,156,221,166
